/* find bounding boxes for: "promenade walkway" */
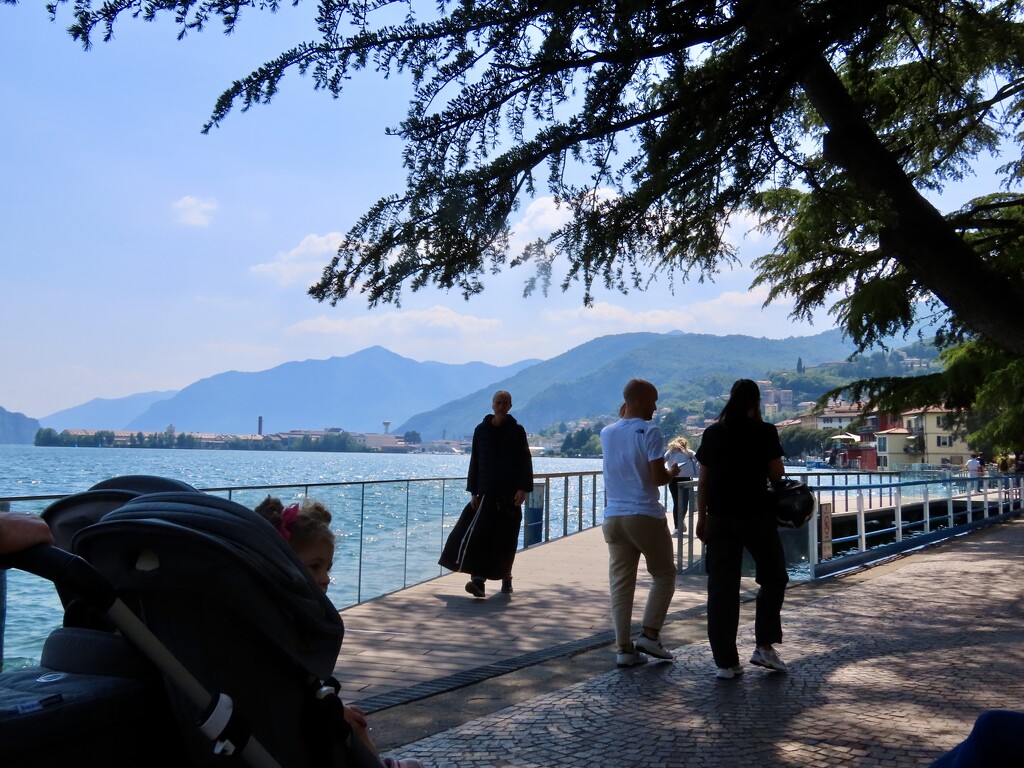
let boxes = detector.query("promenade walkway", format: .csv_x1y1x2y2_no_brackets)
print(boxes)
336,517,1024,767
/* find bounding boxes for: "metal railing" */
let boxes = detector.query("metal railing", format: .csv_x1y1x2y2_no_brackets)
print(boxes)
5,468,1021,606
804,472,1023,578
673,471,1024,582
0,471,605,610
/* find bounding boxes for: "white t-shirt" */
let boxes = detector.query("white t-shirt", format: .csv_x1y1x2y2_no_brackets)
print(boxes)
601,417,667,519
966,457,982,477
665,448,699,479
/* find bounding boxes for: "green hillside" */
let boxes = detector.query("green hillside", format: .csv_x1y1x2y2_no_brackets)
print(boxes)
398,329,862,439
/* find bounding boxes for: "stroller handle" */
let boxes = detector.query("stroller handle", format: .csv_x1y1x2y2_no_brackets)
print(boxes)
0,543,117,612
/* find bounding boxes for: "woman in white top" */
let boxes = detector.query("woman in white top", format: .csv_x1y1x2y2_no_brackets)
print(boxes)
665,436,699,531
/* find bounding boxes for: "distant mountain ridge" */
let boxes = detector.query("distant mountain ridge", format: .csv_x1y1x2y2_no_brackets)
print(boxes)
0,406,40,445
41,391,178,432
15,330,886,442
40,346,538,435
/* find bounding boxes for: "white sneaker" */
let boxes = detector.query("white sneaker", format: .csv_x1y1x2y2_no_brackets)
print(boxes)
715,665,745,680
635,634,673,660
750,645,787,673
616,647,648,667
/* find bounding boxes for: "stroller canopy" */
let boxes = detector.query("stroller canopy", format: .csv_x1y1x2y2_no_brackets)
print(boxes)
73,491,344,681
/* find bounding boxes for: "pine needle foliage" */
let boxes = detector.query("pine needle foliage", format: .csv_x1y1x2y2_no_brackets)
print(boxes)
27,0,1024,447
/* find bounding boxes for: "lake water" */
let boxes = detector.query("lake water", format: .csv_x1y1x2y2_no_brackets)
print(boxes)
0,444,603,670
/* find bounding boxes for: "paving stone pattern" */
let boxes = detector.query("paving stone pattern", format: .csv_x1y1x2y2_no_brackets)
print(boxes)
389,522,1024,767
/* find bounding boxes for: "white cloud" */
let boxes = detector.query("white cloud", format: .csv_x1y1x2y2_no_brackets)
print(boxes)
251,232,345,287
509,196,572,250
173,195,219,227
723,209,769,247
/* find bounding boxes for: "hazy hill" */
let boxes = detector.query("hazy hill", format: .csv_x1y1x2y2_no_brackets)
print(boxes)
0,406,40,445
122,346,539,434
41,391,178,431
397,329,858,439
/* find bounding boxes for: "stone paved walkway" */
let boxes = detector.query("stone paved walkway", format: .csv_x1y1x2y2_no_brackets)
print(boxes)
347,518,1024,767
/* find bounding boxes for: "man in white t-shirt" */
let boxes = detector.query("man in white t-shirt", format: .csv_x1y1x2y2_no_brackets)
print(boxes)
966,454,984,490
600,378,679,667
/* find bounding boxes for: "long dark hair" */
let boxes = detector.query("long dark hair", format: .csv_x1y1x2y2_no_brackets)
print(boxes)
716,379,762,423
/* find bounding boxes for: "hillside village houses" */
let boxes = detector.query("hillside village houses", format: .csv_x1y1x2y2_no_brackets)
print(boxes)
773,400,970,470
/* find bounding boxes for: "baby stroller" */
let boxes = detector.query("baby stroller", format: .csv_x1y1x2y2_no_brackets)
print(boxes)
0,476,381,767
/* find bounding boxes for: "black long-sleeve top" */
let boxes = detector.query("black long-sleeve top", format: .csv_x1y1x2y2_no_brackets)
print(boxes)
466,413,534,496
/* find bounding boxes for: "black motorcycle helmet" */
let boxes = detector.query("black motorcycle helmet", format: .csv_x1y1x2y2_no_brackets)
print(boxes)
768,479,816,528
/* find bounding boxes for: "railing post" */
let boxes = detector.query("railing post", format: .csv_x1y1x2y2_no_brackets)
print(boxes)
543,478,552,543
922,484,930,534
577,474,584,532
562,476,570,538
439,479,447,577
894,487,903,543
946,473,954,528
808,500,820,579
856,490,866,553
403,480,410,588
357,483,366,604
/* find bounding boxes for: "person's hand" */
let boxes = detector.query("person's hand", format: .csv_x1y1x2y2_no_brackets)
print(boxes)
0,512,54,555
695,514,707,543
469,495,481,510
344,704,369,730
343,704,378,756
513,490,528,507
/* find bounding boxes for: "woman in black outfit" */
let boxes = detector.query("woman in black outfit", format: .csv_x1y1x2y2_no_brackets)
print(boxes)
695,379,789,679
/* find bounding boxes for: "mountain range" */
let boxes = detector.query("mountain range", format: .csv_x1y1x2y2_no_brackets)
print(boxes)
6,330,868,444
0,406,40,444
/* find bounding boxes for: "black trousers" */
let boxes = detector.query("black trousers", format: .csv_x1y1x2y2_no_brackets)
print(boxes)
705,514,789,668
668,479,692,530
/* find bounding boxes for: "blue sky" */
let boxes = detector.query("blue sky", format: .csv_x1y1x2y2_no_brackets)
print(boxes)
0,4,992,419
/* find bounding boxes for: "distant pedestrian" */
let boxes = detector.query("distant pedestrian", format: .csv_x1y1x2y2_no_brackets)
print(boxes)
664,436,698,532
966,454,984,491
439,390,534,597
600,378,679,667
696,378,789,680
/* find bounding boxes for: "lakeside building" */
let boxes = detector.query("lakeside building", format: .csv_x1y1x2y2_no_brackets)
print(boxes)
775,400,972,471
875,407,971,470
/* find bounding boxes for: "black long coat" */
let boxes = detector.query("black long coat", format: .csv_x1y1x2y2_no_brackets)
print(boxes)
438,414,534,579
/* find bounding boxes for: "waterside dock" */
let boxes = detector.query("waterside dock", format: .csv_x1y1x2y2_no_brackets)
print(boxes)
336,516,1024,767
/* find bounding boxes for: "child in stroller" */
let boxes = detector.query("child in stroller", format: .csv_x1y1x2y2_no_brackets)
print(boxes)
0,476,422,767
254,495,423,768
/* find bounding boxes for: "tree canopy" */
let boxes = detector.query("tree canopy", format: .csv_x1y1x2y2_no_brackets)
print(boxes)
23,0,1024,448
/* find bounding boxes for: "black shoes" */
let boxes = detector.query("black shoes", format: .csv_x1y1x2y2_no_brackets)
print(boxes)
501,577,513,594
465,577,486,597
